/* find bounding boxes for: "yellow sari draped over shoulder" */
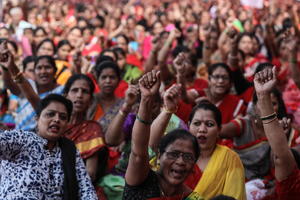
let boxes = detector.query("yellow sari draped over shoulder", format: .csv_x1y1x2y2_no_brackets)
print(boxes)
194,145,246,200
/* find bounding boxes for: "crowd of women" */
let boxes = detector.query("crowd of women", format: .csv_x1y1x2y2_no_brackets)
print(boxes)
0,0,300,199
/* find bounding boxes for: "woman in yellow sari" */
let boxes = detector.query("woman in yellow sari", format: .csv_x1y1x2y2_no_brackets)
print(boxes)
150,87,246,200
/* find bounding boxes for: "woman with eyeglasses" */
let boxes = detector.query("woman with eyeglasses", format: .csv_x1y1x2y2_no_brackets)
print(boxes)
123,70,203,200
150,95,246,200
202,63,246,124
175,54,245,126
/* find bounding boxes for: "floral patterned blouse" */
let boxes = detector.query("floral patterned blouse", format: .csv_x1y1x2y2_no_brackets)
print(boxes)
0,129,97,200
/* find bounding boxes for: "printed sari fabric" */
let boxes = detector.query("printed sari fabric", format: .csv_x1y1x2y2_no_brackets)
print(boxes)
96,99,124,134
186,145,246,200
64,120,105,159
88,97,124,133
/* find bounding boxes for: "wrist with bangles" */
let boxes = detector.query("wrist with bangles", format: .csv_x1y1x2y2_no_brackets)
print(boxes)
136,114,152,125
162,106,178,114
119,104,132,117
260,112,277,124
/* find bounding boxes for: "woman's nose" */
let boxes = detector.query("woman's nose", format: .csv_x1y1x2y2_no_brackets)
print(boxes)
198,123,207,133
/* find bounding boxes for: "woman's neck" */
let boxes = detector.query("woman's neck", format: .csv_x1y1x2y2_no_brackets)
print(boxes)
158,175,187,197
205,89,224,104
200,144,216,159
98,92,116,102
69,111,86,125
46,141,57,150
197,145,216,171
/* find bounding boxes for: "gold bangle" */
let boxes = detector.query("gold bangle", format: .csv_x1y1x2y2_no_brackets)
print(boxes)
262,117,278,124
260,112,277,121
162,106,178,114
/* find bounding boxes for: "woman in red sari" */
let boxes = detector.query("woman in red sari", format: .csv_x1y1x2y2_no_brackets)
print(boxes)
63,74,106,183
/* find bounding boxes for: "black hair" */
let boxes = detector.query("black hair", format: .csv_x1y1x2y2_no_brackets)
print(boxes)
22,56,36,71
237,32,253,42
34,26,47,36
6,40,18,53
208,63,233,82
137,19,148,31
252,88,287,119
210,195,236,200
171,45,190,58
252,34,262,53
116,34,129,44
151,20,163,32
63,74,95,97
189,100,222,128
57,39,72,50
113,47,126,58
159,129,200,160
95,55,114,65
77,16,89,26
82,26,93,33
75,3,86,13
95,15,105,28
95,60,121,80
34,55,57,73
98,48,118,62
36,94,73,121
36,38,56,55
69,26,83,36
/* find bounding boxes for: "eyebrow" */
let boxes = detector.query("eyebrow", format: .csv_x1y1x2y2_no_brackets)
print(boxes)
46,109,67,115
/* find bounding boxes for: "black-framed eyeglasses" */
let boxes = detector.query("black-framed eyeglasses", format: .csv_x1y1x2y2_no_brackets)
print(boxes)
164,151,196,163
210,75,230,81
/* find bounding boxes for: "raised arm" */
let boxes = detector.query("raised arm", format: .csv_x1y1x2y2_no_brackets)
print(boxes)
157,28,181,83
125,70,161,186
286,37,300,89
144,36,162,73
0,41,40,111
0,41,21,96
227,30,252,95
105,84,139,146
254,67,297,181
202,25,213,67
149,84,181,152
173,52,192,104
